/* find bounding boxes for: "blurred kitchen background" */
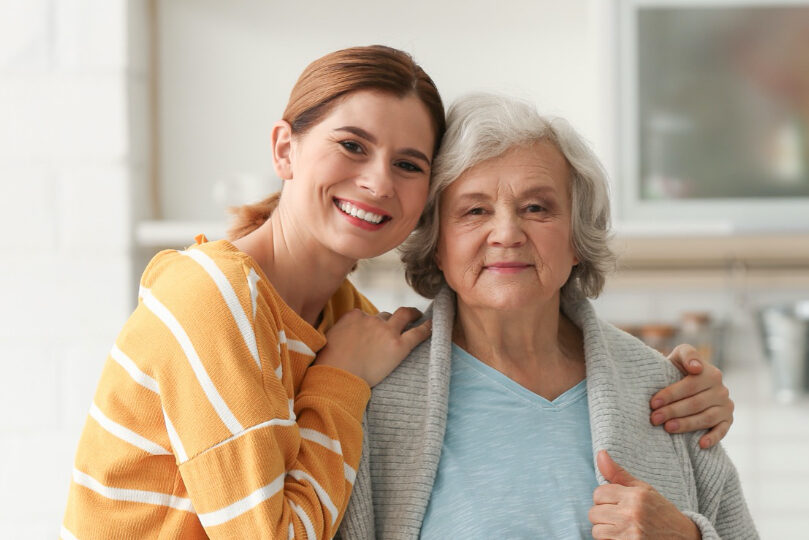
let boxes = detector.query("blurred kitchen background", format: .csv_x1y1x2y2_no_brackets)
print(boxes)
2,0,809,537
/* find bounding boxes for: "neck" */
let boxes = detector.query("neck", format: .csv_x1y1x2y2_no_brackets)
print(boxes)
453,294,585,400
232,207,356,326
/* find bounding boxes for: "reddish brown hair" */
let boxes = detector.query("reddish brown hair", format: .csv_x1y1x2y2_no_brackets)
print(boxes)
229,45,445,239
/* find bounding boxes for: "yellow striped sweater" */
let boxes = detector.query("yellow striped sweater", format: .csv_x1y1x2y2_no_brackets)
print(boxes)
62,237,375,539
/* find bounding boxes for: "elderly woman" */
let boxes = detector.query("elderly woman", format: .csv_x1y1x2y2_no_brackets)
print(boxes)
338,94,756,539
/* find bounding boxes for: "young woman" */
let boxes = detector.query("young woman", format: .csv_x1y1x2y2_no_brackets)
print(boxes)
62,46,734,540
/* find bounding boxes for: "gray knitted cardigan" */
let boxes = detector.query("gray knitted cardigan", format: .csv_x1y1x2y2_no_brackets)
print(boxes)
338,286,757,540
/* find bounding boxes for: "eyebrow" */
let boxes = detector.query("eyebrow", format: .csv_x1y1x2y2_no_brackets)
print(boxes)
334,126,431,166
453,186,558,203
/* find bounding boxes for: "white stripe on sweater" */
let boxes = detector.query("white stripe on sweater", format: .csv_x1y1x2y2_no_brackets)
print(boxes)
289,500,317,540
110,344,158,393
247,267,261,319
343,463,357,485
278,330,316,357
181,249,261,371
300,428,342,455
288,469,338,526
197,473,285,527
140,286,243,434
89,403,171,456
72,468,194,513
288,339,315,357
60,525,79,540
288,399,296,421
206,417,297,453
162,407,188,463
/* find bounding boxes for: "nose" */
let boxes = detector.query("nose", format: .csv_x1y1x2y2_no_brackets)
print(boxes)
357,159,395,199
488,211,526,247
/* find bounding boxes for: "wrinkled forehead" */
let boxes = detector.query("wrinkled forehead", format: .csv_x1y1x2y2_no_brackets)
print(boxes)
442,140,572,201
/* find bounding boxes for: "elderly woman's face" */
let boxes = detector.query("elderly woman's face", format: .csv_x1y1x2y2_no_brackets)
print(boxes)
435,141,579,311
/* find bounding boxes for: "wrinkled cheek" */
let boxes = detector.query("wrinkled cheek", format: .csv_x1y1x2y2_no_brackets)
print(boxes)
460,265,482,291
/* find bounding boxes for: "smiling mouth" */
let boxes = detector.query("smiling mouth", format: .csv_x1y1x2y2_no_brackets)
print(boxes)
334,199,391,225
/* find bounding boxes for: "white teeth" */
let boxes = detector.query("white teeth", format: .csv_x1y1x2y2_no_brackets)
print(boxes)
337,200,385,224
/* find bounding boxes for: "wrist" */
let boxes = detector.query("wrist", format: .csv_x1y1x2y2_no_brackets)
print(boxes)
313,354,370,386
683,515,702,540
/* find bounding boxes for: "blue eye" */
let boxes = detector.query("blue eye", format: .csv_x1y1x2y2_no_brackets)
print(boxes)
339,140,363,154
395,161,423,173
525,204,545,213
468,207,485,215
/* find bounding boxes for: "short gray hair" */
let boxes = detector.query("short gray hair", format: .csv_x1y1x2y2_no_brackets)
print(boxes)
401,92,616,299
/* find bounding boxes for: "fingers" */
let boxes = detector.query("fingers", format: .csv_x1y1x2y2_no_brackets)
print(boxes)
382,307,432,351
651,374,731,427
588,502,618,524
591,523,620,539
700,421,731,448
664,405,732,435
386,306,423,331
667,343,704,376
593,484,625,505
651,386,715,425
399,319,433,350
650,365,721,409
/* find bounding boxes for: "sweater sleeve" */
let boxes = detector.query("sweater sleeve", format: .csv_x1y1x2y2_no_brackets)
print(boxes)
679,434,759,540
135,249,371,538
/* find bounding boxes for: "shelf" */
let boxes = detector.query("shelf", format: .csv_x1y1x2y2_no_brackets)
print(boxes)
135,220,228,248
612,232,809,269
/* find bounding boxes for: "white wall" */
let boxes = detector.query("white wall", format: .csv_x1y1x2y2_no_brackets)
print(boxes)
0,1,150,537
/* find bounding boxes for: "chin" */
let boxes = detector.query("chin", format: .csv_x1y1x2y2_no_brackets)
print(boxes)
470,292,533,312
466,285,559,313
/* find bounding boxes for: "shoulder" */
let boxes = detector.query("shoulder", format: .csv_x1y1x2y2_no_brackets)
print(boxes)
605,319,681,386
139,240,261,315
564,296,680,388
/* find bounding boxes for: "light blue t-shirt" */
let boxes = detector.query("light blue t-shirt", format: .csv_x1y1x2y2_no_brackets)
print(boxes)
420,344,598,539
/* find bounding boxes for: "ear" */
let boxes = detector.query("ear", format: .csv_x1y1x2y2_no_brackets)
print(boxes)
271,120,294,180
570,243,580,267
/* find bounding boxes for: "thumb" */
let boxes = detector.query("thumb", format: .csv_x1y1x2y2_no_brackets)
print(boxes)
597,450,641,487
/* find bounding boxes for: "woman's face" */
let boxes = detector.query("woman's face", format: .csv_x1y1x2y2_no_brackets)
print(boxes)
281,90,435,261
436,141,579,312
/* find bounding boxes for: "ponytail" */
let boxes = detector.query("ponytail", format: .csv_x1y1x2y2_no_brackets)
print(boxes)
227,192,280,240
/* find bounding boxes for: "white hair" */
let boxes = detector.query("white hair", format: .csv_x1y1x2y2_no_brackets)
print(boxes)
401,92,616,299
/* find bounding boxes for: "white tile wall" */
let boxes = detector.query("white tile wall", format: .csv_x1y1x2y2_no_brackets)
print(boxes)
0,165,58,250
0,1,147,537
58,167,133,252
0,0,51,72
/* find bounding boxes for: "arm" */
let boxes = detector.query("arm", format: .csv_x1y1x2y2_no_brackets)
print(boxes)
141,255,427,538
138,262,361,539
652,345,735,449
